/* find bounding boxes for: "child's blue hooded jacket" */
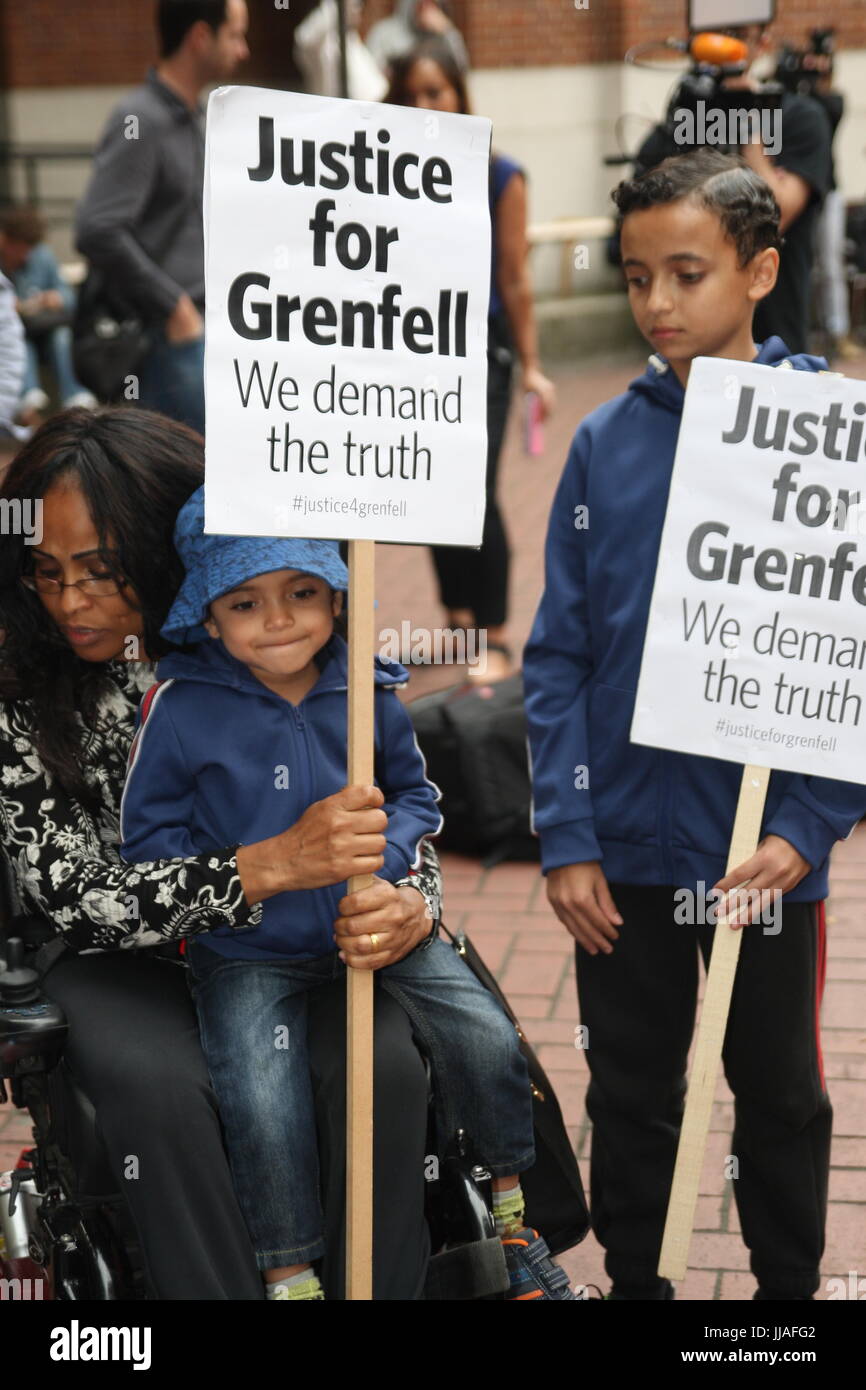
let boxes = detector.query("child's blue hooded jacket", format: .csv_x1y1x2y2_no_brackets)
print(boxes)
120,633,442,959
523,338,866,899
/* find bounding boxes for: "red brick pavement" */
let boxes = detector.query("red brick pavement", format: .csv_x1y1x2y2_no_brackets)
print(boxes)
2,351,865,1300
422,832,866,1302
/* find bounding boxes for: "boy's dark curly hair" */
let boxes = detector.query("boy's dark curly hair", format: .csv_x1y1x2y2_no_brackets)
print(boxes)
612,149,782,267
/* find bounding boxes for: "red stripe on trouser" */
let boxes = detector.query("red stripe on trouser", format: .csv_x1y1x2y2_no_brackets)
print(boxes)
815,900,827,1092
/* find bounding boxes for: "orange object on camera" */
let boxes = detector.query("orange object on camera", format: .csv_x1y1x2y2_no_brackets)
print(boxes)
690,32,749,66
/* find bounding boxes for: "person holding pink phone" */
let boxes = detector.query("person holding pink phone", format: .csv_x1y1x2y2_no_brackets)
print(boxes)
385,39,555,681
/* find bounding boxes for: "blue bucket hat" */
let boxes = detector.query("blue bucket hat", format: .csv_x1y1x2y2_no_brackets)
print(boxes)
162,487,349,644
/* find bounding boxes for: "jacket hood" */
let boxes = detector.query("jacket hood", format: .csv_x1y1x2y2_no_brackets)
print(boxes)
155,632,408,696
627,336,829,414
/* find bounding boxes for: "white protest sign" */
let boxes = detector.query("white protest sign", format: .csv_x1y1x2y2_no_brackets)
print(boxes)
632,356,866,783
202,86,491,545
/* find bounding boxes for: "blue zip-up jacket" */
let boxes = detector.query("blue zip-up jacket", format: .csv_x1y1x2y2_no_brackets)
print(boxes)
523,338,866,900
120,634,442,959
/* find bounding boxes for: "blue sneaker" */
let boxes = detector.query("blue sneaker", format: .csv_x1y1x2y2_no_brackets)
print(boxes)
501,1228,577,1300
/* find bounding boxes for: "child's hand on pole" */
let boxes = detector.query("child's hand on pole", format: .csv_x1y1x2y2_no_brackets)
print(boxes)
712,834,811,929
546,861,623,955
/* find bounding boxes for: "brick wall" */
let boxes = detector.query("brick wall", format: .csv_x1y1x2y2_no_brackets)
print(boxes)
0,0,320,90
617,1,866,56
459,1,866,69
0,0,863,88
0,0,157,88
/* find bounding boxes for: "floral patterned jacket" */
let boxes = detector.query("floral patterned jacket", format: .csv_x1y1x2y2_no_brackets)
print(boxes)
0,660,442,954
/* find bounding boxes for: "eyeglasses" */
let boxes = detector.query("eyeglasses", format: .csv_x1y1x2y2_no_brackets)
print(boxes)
21,572,127,598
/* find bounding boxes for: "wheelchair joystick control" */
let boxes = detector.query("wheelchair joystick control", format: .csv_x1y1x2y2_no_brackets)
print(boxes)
0,938,41,1005
0,936,68,1077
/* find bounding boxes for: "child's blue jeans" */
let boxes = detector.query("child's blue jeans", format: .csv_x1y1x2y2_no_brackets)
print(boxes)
186,936,535,1270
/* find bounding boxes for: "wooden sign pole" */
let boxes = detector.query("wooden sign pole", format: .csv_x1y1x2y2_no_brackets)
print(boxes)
346,539,376,1301
657,763,770,1282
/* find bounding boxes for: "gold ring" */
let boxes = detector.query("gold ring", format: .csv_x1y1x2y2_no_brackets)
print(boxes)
370,933,380,951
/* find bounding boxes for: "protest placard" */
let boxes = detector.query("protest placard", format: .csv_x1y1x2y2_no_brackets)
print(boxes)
629,356,866,1281
203,85,492,546
202,85,491,1300
633,356,866,782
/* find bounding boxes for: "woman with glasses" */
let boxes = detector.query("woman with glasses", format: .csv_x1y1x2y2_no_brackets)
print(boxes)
0,406,441,1299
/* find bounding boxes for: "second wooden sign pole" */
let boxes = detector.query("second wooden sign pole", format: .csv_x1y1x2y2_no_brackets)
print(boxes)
658,763,770,1282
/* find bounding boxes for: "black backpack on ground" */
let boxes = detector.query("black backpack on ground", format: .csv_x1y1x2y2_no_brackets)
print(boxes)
408,673,539,867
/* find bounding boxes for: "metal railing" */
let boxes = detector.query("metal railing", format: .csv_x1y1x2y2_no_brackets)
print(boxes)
0,142,94,225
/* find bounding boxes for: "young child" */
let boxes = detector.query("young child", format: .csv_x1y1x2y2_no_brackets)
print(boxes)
121,486,573,1301
523,149,866,1302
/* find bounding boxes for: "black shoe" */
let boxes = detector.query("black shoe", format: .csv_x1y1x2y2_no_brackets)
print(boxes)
753,1290,814,1301
607,1279,675,1301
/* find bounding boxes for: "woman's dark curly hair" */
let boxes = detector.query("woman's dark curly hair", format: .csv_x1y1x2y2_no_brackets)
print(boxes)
612,149,782,267
0,407,204,806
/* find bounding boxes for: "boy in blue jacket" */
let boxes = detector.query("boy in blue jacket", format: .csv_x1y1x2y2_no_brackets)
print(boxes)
121,487,574,1301
523,149,866,1302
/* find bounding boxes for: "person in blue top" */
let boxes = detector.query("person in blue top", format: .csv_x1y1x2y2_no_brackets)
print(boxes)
0,205,95,423
120,487,575,1300
386,38,555,681
523,149,866,1303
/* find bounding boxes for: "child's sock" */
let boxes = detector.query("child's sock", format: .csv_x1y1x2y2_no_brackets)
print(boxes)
493,1183,526,1237
265,1269,325,1300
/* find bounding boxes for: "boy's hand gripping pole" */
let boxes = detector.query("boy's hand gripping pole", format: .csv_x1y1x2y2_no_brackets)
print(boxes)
658,764,770,1282
346,540,376,1300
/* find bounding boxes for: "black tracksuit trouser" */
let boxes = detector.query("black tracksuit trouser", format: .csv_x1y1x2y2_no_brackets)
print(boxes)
576,883,831,1298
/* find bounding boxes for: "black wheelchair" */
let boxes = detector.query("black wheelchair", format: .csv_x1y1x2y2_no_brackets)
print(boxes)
0,874,589,1301
0,928,145,1299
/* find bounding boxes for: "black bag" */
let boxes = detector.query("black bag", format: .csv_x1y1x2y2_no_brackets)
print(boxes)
72,178,199,403
20,306,73,339
71,270,152,403
440,921,589,1258
409,673,538,866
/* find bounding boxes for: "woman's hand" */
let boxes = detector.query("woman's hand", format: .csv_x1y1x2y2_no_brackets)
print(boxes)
523,364,556,420
416,0,452,35
712,834,811,929
334,877,433,971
